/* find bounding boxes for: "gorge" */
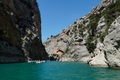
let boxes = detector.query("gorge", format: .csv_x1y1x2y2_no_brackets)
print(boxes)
1,0,120,80
0,0,120,70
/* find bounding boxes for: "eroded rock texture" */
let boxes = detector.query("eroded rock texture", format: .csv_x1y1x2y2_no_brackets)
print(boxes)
44,0,120,68
0,0,47,63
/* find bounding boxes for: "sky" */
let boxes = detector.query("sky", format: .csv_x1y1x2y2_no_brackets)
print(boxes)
37,0,102,42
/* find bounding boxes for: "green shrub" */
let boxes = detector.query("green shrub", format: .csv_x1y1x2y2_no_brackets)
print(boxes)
86,43,96,53
98,0,120,42
86,0,120,52
65,47,70,54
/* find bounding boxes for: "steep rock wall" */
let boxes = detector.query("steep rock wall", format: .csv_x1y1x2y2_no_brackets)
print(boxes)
0,0,47,63
44,0,120,68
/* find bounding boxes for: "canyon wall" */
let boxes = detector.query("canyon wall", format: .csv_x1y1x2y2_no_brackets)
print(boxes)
44,0,120,68
0,0,48,63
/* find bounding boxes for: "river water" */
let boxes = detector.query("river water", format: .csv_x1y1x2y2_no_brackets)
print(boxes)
0,61,120,80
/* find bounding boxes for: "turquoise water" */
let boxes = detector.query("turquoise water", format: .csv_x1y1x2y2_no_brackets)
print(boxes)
0,61,120,80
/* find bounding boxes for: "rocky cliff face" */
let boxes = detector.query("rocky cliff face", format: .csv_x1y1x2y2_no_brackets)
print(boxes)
44,0,120,68
0,0,47,63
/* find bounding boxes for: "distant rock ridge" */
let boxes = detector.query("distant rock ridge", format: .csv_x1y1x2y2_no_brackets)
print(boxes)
0,0,48,63
44,0,120,68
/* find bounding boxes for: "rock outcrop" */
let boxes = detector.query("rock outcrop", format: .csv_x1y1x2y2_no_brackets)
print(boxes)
44,0,120,68
88,42,108,67
103,16,120,68
0,0,47,63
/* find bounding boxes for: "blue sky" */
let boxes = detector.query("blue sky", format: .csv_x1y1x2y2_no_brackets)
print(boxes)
37,0,102,42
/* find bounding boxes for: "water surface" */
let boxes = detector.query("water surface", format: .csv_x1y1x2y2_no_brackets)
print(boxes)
0,61,120,80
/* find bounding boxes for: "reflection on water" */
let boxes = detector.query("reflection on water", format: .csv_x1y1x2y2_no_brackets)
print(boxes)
0,61,120,80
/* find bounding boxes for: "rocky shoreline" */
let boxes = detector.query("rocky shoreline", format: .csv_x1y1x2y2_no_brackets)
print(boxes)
44,0,120,68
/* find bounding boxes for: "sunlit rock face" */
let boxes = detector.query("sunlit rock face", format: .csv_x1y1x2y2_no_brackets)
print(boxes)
103,16,120,68
44,0,120,68
0,0,47,63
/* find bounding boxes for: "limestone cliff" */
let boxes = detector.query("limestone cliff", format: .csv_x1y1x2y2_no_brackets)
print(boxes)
0,0,47,63
44,0,120,68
